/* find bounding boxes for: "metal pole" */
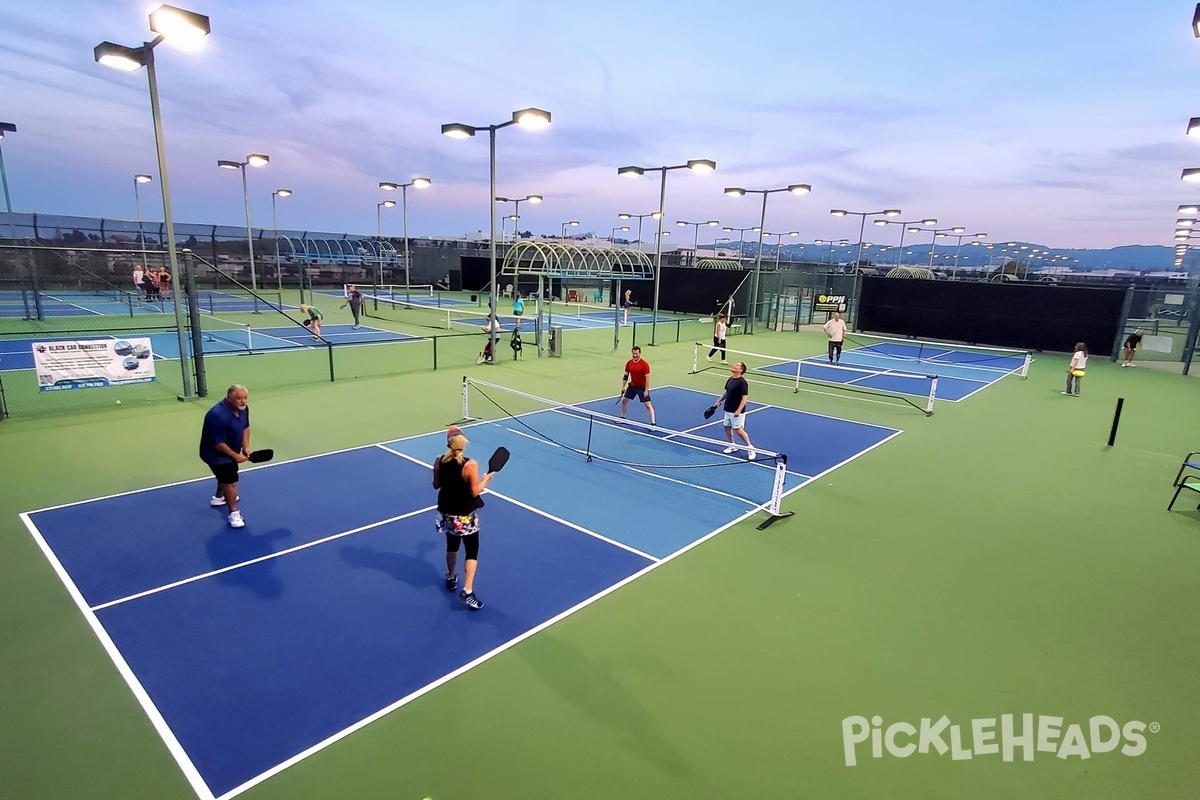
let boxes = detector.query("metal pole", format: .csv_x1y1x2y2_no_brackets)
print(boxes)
0,141,11,213
403,184,411,305
651,169,667,345
272,193,281,292
853,213,866,271
749,192,768,335
145,49,195,400
488,126,498,362
240,163,258,295
636,216,644,252
953,238,963,276
183,250,207,397
895,225,907,268
134,178,147,274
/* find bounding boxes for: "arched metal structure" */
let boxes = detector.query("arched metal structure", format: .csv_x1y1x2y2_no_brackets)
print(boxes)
885,266,936,279
500,241,656,355
694,258,745,270
277,236,399,265
500,240,655,279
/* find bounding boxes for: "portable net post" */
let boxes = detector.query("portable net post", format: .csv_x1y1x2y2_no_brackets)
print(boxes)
758,456,793,530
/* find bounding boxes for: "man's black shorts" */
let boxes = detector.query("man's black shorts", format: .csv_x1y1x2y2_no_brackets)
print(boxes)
624,385,651,402
207,460,240,485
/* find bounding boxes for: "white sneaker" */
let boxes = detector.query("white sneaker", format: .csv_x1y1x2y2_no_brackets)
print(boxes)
706,355,712,362
210,495,238,506
723,446,737,454
748,450,757,460
228,510,245,528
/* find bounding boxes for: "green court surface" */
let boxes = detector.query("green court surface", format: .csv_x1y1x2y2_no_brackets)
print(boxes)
2,320,1200,800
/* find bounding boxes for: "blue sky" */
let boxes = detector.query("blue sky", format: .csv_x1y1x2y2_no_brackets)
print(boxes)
1,0,1198,248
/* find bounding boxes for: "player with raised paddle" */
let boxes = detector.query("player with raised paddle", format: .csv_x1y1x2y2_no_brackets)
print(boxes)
199,384,271,529
432,427,509,611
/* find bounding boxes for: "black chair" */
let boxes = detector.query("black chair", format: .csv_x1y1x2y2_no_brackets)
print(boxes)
1168,475,1200,512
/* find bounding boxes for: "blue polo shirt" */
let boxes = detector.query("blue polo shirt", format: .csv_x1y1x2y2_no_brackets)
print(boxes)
199,400,250,465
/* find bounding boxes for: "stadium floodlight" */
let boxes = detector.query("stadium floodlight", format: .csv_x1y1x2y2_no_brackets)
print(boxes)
726,185,813,332
617,158,716,343
218,154,270,294
93,3,212,401
441,108,552,361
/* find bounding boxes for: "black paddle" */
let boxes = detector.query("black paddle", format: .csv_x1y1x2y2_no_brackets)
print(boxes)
247,449,274,463
487,446,510,474
703,405,717,420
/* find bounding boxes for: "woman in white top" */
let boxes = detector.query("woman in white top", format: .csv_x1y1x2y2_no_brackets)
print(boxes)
1063,342,1088,396
707,314,728,363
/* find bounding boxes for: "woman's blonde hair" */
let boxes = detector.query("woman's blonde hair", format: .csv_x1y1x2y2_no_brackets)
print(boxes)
443,433,468,465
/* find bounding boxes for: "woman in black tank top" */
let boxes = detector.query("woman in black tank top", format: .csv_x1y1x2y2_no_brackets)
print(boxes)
432,433,495,610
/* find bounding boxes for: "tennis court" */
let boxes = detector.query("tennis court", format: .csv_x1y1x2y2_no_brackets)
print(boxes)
0,324,420,371
19,384,899,799
5,323,1200,800
702,334,1030,408
0,289,291,318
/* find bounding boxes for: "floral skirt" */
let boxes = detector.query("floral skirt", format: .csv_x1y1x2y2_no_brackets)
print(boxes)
436,512,480,537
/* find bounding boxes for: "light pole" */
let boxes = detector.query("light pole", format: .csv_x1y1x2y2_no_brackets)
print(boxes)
217,153,270,295
618,159,716,345
376,199,396,293
497,194,542,242
713,236,731,253
813,238,850,265
560,220,580,239
133,173,152,272
722,225,761,259
765,231,800,268
382,178,432,303
943,231,987,275
442,108,552,363
676,219,720,253
873,217,937,267
618,211,662,251
94,4,211,402
271,188,291,292
830,208,901,270
0,122,16,214
609,225,630,245
923,226,966,267
725,183,811,334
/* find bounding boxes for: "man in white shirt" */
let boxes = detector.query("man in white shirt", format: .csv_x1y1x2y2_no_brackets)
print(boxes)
132,265,145,299
822,311,847,364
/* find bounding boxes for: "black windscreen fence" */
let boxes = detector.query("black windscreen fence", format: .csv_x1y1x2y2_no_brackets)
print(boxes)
641,267,748,315
461,257,746,316
858,277,1126,353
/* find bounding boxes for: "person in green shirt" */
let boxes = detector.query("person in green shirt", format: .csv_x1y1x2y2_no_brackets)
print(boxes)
299,303,323,339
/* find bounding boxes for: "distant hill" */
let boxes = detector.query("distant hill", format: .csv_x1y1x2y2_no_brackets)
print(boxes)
720,240,1194,274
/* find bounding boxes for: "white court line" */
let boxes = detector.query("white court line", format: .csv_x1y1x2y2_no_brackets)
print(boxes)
40,294,106,315
90,506,436,611
19,512,217,800
216,461,789,800
376,444,659,563
24,442,385,515
22,384,900,800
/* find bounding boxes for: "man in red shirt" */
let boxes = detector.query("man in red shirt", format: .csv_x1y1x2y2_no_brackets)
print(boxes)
620,345,656,427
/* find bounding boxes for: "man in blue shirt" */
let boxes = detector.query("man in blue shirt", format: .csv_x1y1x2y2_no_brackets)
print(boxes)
199,384,252,528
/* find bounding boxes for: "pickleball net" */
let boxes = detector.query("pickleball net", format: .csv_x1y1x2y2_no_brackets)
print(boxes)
461,377,794,527
693,342,938,415
842,332,1031,376
343,283,434,299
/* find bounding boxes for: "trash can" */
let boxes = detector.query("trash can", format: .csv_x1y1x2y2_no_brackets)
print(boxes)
549,325,563,358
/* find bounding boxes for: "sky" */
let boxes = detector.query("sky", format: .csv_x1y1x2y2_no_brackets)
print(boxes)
2,0,1199,250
